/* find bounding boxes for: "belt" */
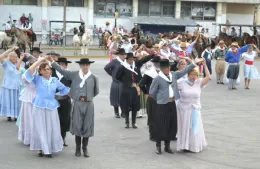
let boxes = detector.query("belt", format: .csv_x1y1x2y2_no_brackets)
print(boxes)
229,63,239,65
245,60,253,65
55,95,69,100
169,97,175,102
78,96,88,102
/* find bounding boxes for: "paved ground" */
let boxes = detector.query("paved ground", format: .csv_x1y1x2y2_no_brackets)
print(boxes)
0,55,260,169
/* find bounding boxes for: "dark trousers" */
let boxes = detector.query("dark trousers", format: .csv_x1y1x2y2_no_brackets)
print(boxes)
58,97,71,139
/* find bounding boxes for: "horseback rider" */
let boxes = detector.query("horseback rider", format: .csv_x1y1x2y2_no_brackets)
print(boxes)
5,21,12,36
104,21,112,35
20,18,37,43
79,22,85,37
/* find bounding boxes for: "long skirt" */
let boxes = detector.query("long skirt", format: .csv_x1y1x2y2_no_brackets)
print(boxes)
215,59,225,75
30,106,63,155
70,100,94,138
120,87,140,113
109,81,122,107
58,98,71,138
177,103,207,153
146,96,157,126
227,64,240,79
154,102,177,141
244,64,260,79
0,87,20,118
18,102,33,145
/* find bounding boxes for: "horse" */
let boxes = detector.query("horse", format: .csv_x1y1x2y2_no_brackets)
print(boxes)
13,28,33,52
72,34,80,55
102,31,111,50
81,28,92,56
0,32,13,50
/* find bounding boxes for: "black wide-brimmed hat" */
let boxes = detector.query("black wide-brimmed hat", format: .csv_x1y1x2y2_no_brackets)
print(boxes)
151,56,161,63
126,53,135,59
160,59,170,67
116,48,126,55
75,58,95,64
30,47,42,53
57,57,71,63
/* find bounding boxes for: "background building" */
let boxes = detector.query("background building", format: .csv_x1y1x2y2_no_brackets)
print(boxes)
0,0,260,44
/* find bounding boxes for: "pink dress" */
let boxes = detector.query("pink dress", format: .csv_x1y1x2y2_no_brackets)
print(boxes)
177,78,207,153
18,74,36,145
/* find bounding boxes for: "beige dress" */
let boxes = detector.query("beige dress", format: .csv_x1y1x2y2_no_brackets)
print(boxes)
177,78,207,153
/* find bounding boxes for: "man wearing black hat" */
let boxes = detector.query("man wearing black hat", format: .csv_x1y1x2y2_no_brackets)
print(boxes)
149,58,201,155
104,48,126,118
138,56,161,141
55,57,72,147
50,57,99,158
202,44,213,77
116,52,154,129
79,22,85,39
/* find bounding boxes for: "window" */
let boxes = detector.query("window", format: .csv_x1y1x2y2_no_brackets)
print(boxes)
51,0,84,7
138,0,175,17
181,1,216,21
3,0,37,5
94,0,132,17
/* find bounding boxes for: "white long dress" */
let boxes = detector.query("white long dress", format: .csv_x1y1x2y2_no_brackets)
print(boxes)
177,78,207,153
242,51,260,79
18,74,36,145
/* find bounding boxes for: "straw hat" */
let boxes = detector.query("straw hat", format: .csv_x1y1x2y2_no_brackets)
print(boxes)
219,40,225,44
180,42,187,48
106,21,110,25
230,42,239,48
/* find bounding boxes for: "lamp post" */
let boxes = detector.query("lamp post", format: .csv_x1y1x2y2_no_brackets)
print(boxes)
63,0,67,54
114,5,118,30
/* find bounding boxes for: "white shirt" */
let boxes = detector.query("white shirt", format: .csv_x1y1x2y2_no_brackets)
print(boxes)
121,43,133,53
105,25,112,33
21,23,32,30
242,51,257,61
117,28,124,34
5,23,11,30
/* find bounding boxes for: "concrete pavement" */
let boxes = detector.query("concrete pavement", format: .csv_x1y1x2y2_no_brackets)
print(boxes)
0,58,260,169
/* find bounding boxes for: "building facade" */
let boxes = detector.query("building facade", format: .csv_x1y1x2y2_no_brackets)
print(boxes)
0,0,259,44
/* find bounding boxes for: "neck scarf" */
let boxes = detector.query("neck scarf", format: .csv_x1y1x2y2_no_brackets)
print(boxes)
116,56,124,65
123,60,138,75
158,71,172,83
185,79,195,85
232,48,238,54
79,69,92,88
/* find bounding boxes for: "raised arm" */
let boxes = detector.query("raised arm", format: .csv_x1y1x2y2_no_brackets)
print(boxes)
0,46,18,62
201,59,210,87
253,44,260,54
136,54,154,67
16,53,25,71
50,58,73,80
28,56,47,76
175,57,197,80
238,44,250,53
169,45,181,56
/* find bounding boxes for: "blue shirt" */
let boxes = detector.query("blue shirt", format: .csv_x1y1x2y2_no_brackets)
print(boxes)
25,70,70,110
225,45,250,63
1,59,22,90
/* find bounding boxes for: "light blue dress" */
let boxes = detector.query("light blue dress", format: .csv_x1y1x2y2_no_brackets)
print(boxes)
0,59,22,118
24,70,70,154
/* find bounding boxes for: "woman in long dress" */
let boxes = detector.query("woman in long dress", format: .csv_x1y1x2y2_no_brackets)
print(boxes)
0,46,24,121
18,59,36,145
177,59,210,153
25,56,70,158
241,44,260,89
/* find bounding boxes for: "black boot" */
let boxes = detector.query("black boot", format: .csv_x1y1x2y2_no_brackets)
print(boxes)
62,132,68,147
156,141,161,155
164,141,174,154
7,117,11,122
125,117,130,128
149,126,155,141
114,107,120,118
82,137,90,158
75,136,81,157
121,112,125,118
132,111,138,129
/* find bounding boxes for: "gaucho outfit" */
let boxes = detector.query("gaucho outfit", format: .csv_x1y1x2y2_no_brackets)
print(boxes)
138,56,161,141
51,58,99,158
54,57,72,146
215,46,228,84
104,49,125,118
116,53,154,128
149,59,195,154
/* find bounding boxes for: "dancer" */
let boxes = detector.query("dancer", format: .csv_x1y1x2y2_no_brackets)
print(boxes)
225,42,250,90
116,52,154,129
55,57,72,147
241,44,260,89
25,56,70,158
139,56,161,141
104,48,126,118
201,44,213,77
0,46,23,121
177,59,209,153
51,58,99,158
18,59,36,145
149,58,201,155
215,40,228,84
